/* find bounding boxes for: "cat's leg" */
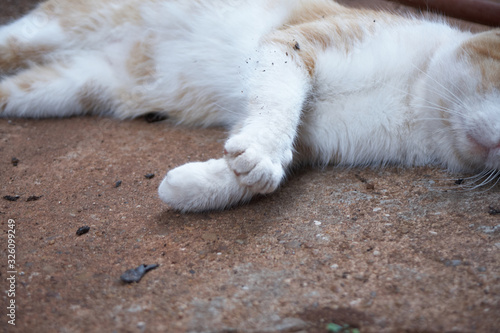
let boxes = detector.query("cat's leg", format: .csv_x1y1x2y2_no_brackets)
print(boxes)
0,2,67,74
159,47,310,211
0,52,119,118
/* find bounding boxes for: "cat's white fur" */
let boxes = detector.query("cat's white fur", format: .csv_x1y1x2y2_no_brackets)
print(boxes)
0,0,499,212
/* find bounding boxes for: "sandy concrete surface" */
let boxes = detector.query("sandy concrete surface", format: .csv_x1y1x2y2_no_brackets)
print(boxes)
1,1,499,332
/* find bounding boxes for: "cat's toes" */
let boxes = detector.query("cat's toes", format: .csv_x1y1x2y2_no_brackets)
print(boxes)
158,159,252,212
224,137,290,194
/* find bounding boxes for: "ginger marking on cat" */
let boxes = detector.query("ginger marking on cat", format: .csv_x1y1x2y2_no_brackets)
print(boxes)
0,89,9,113
127,39,157,85
0,38,55,74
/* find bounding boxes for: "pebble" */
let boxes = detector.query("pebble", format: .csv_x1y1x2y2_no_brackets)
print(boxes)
477,225,500,234
3,195,20,202
76,226,90,236
283,240,302,249
445,260,462,267
488,205,500,215
373,250,381,256
120,264,159,283
202,233,217,242
26,195,42,202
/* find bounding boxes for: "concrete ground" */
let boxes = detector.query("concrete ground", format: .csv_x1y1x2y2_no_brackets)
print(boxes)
1,1,499,332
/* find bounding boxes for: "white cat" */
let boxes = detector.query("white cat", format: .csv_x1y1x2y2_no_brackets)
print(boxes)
0,0,499,212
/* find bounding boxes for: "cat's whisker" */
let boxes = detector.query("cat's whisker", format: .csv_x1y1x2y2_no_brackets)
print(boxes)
411,63,469,110
412,103,463,116
383,82,468,120
458,170,499,191
467,170,500,192
436,169,499,193
214,103,240,116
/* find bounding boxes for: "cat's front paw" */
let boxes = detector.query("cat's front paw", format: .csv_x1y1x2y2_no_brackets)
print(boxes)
158,159,253,212
224,135,291,194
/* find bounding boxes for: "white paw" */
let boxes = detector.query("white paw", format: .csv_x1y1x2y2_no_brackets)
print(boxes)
158,159,253,212
224,135,291,194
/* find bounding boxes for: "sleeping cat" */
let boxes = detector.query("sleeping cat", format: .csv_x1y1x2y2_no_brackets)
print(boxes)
0,0,499,212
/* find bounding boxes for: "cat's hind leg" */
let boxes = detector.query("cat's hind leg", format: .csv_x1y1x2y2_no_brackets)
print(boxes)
0,52,121,118
0,3,67,75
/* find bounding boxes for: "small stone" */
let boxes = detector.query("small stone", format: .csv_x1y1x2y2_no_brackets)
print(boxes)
202,233,217,242
26,195,42,202
115,180,122,188
120,264,159,283
3,195,20,202
444,260,462,267
11,157,19,166
477,225,500,234
283,240,302,249
354,274,367,282
373,250,381,256
76,226,90,236
144,173,155,179
488,205,500,215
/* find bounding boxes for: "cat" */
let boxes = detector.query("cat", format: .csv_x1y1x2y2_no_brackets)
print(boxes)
0,0,499,212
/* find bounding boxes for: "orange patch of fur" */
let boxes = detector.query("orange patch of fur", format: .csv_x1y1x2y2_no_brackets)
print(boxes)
126,37,156,84
267,1,389,76
0,38,55,74
0,87,9,113
111,2,144,27
11,64,61,92
461,30,500,93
